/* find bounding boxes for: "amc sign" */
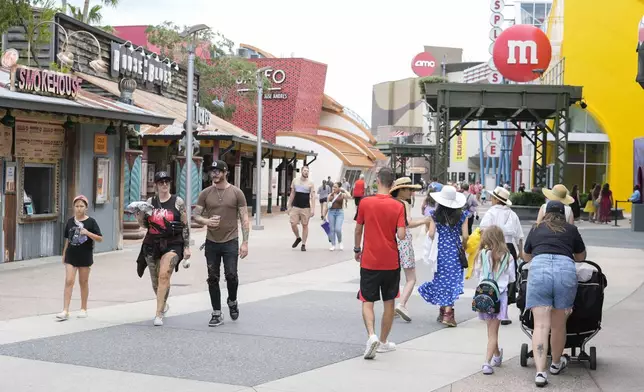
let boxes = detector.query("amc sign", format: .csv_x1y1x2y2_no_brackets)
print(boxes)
411,52,437,77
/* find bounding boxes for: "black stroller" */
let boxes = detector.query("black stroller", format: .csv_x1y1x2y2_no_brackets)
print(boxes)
516,260,607,370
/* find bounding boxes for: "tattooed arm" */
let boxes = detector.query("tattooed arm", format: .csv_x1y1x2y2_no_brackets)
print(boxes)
175,197,191,248
238,190,250,258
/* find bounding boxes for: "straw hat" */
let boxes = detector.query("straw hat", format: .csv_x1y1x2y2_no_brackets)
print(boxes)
542,184,575,205
431,185,466,209
390,177,422,193
491,186,512,206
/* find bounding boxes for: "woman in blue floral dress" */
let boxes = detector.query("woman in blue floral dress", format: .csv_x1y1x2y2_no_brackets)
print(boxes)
418,185,469,327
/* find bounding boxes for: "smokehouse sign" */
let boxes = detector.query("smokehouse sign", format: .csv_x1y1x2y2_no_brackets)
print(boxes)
110,42,175,88
11,66,82,100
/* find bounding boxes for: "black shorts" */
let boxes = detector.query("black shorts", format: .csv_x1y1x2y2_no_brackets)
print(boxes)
357,268,400,302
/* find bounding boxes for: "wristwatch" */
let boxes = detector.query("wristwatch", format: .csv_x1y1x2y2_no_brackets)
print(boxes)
353,247,362,253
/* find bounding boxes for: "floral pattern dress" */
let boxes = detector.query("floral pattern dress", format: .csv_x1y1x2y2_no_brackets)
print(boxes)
397,200,415,269
418,210,469,307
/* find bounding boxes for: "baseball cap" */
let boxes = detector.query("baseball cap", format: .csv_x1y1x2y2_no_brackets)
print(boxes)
545,200,566,215
154,171,172,183
210,160,229,171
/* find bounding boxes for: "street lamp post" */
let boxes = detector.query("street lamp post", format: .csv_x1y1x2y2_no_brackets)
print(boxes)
181,24,209,234
253,66,272,231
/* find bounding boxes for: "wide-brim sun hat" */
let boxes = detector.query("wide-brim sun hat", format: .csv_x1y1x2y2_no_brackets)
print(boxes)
491,186,512,206
542,184,575,205
390,177,422,194
431,185,467,209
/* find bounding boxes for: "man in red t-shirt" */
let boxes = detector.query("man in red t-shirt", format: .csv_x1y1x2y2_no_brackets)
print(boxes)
354,167,406,360
352,174,366,220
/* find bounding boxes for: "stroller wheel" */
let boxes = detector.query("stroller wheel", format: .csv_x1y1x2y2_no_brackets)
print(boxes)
589,347,597,370
520,343,529,367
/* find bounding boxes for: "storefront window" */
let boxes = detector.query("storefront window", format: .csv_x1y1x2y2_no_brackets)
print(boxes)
24,163,55,215
564,142,609,191
568,143,585,163
586,143,608,164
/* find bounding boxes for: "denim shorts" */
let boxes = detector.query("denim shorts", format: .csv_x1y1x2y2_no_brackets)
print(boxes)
525,254,578,310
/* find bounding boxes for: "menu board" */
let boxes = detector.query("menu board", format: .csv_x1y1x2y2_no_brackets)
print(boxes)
14,122,65,160
0,125,11,157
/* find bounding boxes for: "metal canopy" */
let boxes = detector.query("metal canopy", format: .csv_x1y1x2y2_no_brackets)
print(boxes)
378,143,436,177
423,82,583,187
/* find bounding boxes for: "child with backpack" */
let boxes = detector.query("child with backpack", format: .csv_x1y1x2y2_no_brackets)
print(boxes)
472,226,516,375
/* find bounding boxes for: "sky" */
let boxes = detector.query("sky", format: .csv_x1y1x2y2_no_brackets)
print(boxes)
70,0,518,124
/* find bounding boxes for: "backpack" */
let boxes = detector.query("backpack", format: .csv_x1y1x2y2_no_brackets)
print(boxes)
472,251,509,314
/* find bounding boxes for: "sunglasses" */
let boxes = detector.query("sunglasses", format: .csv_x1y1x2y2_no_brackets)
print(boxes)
212,169,225,175
157,179,171,185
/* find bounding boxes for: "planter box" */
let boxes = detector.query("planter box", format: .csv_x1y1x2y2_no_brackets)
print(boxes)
510,205,541,221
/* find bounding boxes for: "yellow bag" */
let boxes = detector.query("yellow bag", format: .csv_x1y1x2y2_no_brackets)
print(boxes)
465,227,481,280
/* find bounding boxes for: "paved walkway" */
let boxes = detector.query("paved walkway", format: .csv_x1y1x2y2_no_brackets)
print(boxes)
1,198,643,391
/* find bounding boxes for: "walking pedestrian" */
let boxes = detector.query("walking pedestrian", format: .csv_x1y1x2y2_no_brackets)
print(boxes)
354,167,406,359
536,184,575,225
135,172,191,326
598,183,614,224
479,186,524,326
389,177,430,322
352,174,366,220
523,201,586,387
570,185,581,221
318,180,331,220
193,160,250,327
461,182,479,235
325,182,351,251
418,186,469,327
56,195,103,321
288,166,315,251
473,226,515,375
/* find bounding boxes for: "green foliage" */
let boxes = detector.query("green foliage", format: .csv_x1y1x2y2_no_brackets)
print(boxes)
419,75,448,95
509,191,545,207
579,193,589,208
145,21,271,118
0,0,57,66
49,61,71,73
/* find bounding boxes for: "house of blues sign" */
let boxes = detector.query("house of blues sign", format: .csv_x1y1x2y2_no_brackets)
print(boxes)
110,42,175,88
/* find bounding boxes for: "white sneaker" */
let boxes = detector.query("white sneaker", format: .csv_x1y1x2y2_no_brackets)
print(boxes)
55,311,69,321
77,310,88,319
329,245,335,251
549,356,568,375
153,316,164,326
338,243,344,250
162,303,170,315
395,304,412,322
363,334,380,359
182,259,191,269
376,341,396,353
535,372,548,387
491,348,503,366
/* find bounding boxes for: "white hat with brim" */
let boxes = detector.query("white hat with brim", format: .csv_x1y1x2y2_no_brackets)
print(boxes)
431,185,467,209
542,184,575,205
390,177,422,194
491,186,512,206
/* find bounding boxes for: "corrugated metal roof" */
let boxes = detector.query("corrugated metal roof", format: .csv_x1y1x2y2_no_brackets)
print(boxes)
0,68,174,125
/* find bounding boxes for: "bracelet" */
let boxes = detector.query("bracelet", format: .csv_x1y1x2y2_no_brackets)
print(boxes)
353,247,362,253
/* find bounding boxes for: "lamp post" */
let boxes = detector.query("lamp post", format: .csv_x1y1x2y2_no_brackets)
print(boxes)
180,24,210,232
253,66,272,231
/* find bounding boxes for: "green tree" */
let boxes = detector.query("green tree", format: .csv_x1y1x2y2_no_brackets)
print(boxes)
65,1,115,33
81,0,118,24
145,21,270,120
0,0,57,67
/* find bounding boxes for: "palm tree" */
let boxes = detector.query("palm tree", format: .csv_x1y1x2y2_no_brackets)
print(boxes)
82,0,119,24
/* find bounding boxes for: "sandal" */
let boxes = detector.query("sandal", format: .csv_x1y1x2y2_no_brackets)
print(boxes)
442,309,457,327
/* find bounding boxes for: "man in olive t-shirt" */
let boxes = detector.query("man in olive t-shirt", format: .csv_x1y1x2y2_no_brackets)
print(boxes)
193,160,250,327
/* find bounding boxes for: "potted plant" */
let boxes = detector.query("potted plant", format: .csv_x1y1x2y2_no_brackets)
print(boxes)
509,191,546,221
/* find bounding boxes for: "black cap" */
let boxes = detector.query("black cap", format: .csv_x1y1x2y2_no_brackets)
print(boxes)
210,160,228,171
545,200,566,215
154,171,172,183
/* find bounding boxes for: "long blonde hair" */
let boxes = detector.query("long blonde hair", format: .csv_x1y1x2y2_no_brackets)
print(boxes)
478,226,509,273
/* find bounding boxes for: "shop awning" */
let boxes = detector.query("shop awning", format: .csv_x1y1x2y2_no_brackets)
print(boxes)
0,69,174,126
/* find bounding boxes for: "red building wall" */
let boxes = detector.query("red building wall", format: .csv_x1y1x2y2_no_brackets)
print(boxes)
228,58,327,143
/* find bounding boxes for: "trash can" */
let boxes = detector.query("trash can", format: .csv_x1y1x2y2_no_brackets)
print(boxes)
632,203,644,232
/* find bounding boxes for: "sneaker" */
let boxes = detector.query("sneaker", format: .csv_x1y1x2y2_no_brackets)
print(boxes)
55,311,69,321
292,237,302,248
162,303,170,316
492,348,503,367
77,310,88,319
482,363,494,375
301,244,307,252
153,316,163,326
329,245,335,251
182,259,191,269
338,243,344,250
363,334,380,360
376,341,396,353
395,304,412,322
228,300,239,321
535,372,548,387
209,311,224,327
549,356,568,375
501,319,512,325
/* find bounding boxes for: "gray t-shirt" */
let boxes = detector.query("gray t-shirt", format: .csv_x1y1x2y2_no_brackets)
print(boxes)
318,185,331,200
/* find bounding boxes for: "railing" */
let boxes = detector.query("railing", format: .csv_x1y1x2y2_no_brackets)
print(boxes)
342,106,371,130
540,57,565,86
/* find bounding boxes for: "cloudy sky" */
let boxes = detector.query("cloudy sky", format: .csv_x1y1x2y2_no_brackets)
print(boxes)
76,0,517,123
